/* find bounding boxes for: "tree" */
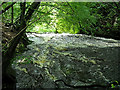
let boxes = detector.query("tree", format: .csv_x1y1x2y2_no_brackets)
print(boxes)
2,2,120,88
87,2,120,39
0,2,16,15
2,1,41,88
54,2,96,34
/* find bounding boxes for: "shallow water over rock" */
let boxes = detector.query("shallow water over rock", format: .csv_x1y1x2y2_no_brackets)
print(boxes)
12,33,120,89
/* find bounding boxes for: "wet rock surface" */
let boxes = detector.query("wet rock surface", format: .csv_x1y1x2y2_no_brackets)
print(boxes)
12,33,120,89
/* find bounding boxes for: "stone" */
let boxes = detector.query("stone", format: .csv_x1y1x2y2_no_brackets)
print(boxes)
12,33,120,88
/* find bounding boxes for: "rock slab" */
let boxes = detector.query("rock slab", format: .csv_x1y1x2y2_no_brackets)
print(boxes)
12,33,120,88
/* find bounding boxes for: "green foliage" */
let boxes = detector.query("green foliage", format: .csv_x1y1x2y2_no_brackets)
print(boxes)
111,80,119,88
2,2,21,24
2,2,120,39
54,2,96,34
26,24,56,33
111,84,115,88
87,2,120,38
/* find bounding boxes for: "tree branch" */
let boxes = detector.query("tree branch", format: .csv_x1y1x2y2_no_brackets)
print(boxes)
66,2,74,13
0,2,7,7
25,2,40,21
0,2,16,15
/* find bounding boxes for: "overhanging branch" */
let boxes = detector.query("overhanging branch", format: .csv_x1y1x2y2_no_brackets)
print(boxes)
0,2,16,15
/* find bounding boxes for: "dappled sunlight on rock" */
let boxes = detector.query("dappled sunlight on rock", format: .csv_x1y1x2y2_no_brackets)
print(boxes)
12,33,120,88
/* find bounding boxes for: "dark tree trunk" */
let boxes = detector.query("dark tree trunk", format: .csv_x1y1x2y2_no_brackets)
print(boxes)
2,24,26,89
15,2,41,47
25,2,40,21
77,21,85,34
2,2,41,89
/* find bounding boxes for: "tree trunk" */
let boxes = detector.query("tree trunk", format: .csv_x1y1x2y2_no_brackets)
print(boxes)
2,2,41,89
